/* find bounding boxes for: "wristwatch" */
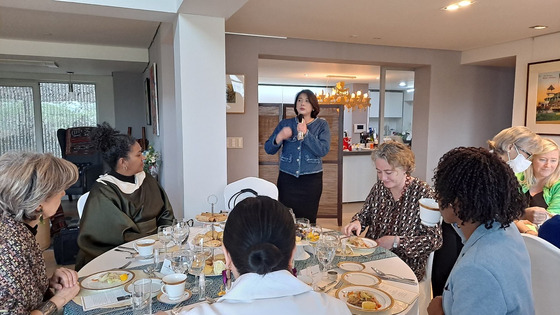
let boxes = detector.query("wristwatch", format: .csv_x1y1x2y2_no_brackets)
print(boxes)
392,236,399,249
38,301,57,315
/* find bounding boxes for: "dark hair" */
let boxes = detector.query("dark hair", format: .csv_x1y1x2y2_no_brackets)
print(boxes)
433,147,526,229
91,122,136,170
223,196,296,275
293,89,320,118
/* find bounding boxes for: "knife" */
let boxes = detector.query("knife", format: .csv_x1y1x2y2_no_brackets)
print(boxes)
379,276,417,285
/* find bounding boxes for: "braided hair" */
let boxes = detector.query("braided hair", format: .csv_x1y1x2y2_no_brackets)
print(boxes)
433,147,526,229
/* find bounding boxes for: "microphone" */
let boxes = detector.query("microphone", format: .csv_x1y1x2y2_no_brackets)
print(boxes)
297,114,305,140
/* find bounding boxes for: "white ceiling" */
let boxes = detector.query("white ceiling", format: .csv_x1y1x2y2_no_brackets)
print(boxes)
0,0,558,85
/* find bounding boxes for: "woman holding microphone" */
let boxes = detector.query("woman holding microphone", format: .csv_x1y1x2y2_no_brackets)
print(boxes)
264,89,331,224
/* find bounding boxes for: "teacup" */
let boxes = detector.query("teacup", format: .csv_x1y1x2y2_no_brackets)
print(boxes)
419,198,441,227
161,273,187,300
134,239,156,258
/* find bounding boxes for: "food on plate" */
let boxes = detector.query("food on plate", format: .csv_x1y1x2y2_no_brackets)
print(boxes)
194,253,227,276
295,223,308,242
346,290,382,310
94,272,127,284
348,236,373,249
195,212,228,222
306,231,320,243
193,230,224,247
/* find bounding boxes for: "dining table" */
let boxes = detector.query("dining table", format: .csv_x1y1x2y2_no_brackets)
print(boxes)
65,226,420,315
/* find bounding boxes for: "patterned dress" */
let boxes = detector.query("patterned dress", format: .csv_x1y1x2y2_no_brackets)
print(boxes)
0,215,50,313
352,178,443,280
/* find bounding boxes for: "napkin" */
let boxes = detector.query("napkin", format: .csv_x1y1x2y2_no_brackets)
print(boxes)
81,288,128,311
160,259,175,276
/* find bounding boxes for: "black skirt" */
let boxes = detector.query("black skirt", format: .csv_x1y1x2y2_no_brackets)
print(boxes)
277,171,323,224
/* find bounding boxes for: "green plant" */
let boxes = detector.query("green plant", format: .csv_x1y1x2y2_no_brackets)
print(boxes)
143,145,160,172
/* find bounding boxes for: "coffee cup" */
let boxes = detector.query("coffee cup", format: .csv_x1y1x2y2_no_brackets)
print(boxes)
134,239,155,258
161,273,187,300
419,198,441,227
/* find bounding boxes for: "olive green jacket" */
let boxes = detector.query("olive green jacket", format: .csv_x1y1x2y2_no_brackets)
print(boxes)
75,171,174,270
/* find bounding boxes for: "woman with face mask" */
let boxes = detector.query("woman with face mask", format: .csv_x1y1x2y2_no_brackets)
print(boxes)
514,138,560,234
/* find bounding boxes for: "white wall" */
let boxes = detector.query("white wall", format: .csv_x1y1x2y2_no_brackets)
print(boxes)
461,32,560,145
112,72,146,137
226,36,516,184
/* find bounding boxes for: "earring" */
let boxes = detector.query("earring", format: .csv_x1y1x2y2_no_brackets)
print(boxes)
37,206,44,224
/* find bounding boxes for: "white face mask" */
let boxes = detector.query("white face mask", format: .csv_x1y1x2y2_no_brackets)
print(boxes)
506,146,532,173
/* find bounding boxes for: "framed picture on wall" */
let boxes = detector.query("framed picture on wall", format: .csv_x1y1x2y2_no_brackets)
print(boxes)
144,78,152,125
226,74,245,114
149,63,160,136
526,59,560,135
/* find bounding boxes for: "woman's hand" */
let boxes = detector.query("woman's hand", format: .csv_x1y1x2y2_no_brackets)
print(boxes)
514,220,538,235
427,296,444,315
376,236,396,250
343,220,361,236
51,284,80,309
275,127,292,144
524,207,549,225
49,267,78,290
297,119,307,135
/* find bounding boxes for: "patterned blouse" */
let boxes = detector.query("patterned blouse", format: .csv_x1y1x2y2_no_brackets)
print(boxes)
352,177,443,280
0,214,50,313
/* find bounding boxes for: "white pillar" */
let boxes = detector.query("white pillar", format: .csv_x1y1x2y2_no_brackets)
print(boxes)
174,14,227,218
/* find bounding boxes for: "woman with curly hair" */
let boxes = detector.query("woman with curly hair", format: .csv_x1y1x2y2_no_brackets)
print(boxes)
75,123,175,270
427,147,534,315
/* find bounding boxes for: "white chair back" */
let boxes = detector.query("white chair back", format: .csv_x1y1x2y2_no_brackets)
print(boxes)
418,251,435,315
224,177,278,210
522,233,560,315
77,192,89,218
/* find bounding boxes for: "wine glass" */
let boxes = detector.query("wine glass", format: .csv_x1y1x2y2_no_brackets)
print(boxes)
157,225,173,259
171,249,193,275
190,247,212,294
315,238,336,280
172,219,190,248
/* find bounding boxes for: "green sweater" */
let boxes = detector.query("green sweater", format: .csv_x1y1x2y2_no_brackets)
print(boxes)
75,172,175,270
517,173,560,215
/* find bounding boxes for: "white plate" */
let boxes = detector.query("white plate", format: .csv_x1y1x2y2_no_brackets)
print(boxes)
124,278,162,297
157,289,192,304
80,270,135,290
348,238,378,250
336,285,394,314
338,261,365,272
342,272,381,286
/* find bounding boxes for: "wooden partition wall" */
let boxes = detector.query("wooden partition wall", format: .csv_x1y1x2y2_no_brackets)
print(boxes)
258,103,343,225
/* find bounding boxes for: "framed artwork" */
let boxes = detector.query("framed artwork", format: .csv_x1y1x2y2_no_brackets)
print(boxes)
526,59,560,135
226,74,245,114
149,63,160,135
144,78,151,125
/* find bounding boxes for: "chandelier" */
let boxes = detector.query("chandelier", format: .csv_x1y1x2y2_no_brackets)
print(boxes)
316,81,371,111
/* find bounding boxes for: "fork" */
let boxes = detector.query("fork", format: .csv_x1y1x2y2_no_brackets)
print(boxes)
325,280,344,293
371,267,415,282
117,261,132,269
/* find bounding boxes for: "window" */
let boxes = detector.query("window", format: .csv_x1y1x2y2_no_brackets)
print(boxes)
0,81,97,156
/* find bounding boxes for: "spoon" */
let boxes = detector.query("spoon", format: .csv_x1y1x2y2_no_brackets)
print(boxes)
371,267,416,282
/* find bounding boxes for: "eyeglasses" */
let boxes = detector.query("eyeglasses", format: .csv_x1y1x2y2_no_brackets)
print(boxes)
515,145,532,159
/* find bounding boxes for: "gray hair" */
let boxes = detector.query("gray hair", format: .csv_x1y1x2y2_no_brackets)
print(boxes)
488,126,542,159
0,152,78,222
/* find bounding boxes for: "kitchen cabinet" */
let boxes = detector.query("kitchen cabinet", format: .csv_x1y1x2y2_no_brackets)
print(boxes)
343,151,377,202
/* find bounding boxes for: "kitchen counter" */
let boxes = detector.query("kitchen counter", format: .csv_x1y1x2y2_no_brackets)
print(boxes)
343,149,374,155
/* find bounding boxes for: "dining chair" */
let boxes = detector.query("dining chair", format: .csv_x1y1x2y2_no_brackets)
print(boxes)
77,192,90,219
521,233,560,315
224,177,278,210
418,251,435,315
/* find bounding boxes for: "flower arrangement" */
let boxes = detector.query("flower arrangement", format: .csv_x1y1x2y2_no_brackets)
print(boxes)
143,145,161,174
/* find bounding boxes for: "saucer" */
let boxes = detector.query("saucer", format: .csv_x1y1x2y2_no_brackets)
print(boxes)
157,289,192,304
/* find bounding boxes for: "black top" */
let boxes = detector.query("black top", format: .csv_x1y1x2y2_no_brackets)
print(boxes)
526,190,547,208
109,170,136,184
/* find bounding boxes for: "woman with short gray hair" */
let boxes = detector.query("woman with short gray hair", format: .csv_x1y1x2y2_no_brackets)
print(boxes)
0,151,80,314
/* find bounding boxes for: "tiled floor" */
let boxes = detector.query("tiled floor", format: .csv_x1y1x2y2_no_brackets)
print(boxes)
43,200,365,275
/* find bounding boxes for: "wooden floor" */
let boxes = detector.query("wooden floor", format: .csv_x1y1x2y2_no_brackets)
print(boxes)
43,200,364,276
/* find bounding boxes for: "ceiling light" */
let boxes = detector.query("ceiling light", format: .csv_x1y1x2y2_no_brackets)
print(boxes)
530,25,548,30
326,75,357,79
316,81,370,111
442,1,473,11
406,89,415,93
0,59,59,68
399,81,407,87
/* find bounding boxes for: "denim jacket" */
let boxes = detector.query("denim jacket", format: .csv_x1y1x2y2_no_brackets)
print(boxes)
264,117,331,178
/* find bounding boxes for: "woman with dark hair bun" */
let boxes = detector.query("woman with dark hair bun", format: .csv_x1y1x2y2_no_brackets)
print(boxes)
173,196,350,315
427,147,534,315
75,122,175,270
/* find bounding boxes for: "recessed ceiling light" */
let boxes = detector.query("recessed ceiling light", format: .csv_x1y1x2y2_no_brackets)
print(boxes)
442,1,474,11
399,81,407,87
530,25,548,30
